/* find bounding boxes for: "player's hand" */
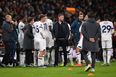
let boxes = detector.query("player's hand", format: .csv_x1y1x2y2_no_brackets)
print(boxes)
54,38,56,41
32,51,34,53
76,47,80,53
89,38,95,42
10,21,15,24
14,21,18,25
10,21,17,25
114,33,116,36
38,50,46,57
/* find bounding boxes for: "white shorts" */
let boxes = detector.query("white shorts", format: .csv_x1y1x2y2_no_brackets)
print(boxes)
18,33,24,48
43,31,54,48
34,38,46,51
102,40,112,49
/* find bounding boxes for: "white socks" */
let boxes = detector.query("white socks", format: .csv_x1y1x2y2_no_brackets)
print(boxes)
77,53,81,64
38,57,44,66
103,50,107,64
103,49,113,64
87,52,92,63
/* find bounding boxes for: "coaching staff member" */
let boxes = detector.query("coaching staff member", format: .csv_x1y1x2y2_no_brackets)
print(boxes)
81,12,101,72
53,13,69,67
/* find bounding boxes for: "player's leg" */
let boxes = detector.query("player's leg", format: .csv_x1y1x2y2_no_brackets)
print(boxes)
45,34,54,66
45,48,50,66
107,49,113,65
76,36,83,66
19,51,25,67
37,39,46,67
34,39,40,66
75,53,82,66
68,47,74,66
102,40,107,65
106,40,113,65
50,47,55,65
38,55,45,67
33,50,38,66
48,38,55,66
102,49,107,65
68,55,74,66
87,51,92,63
75,47,82,66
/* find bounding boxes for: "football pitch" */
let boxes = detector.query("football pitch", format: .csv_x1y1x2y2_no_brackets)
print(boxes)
0,62,116,77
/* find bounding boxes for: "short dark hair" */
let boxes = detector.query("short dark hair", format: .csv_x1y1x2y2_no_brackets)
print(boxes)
95,16,101,21
27,17,34,23
87,11,95,18
39,14,46,20
58,13,64,17
103,14,109,20
113,18,116,22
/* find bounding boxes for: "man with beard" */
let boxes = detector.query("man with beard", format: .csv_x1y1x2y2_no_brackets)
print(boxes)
53,13,69,66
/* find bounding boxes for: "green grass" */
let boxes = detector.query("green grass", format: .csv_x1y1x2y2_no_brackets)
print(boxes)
0,62,116,77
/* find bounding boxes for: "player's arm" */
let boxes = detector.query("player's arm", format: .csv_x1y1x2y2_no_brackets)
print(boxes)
49,20,54,31
65,23,70,40
52,22,56,39
32,25,36,36
111,22,115,34
18,23,25,32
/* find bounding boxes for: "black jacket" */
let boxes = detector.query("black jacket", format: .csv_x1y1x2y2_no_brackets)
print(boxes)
23,24,34,50
53,21,69,40
2,21,18,42
81,18,101,52
53,21,70,46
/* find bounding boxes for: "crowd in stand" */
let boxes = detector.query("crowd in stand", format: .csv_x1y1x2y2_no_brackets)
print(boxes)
0,0,116,25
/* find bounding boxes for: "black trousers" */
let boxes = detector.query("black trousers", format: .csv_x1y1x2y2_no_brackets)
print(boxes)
113,48,116,59
54,40,67,66
25,49,33,65
2,41,16,65
81,50,96,68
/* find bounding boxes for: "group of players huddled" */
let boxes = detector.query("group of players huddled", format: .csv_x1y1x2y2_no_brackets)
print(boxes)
0,11,116,72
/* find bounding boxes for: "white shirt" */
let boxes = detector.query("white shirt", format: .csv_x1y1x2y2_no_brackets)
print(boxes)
45,19,53,31
18,21,25,34
33,21,45,39
18,21,25,48
100,21,114,40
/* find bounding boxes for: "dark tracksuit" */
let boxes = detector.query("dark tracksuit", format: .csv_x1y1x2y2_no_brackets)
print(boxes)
53,21,69,66
2,21,17,65
81,18,101,68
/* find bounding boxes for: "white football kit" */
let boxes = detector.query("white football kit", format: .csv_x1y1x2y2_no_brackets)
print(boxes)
100,21,114,64
33,21,46,66
44,19,55,65
33,21,46,51
18,21,25,66
100,21,114,49
43,19,54,48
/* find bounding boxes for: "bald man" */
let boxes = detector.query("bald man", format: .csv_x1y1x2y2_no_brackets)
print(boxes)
2,15,18,66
